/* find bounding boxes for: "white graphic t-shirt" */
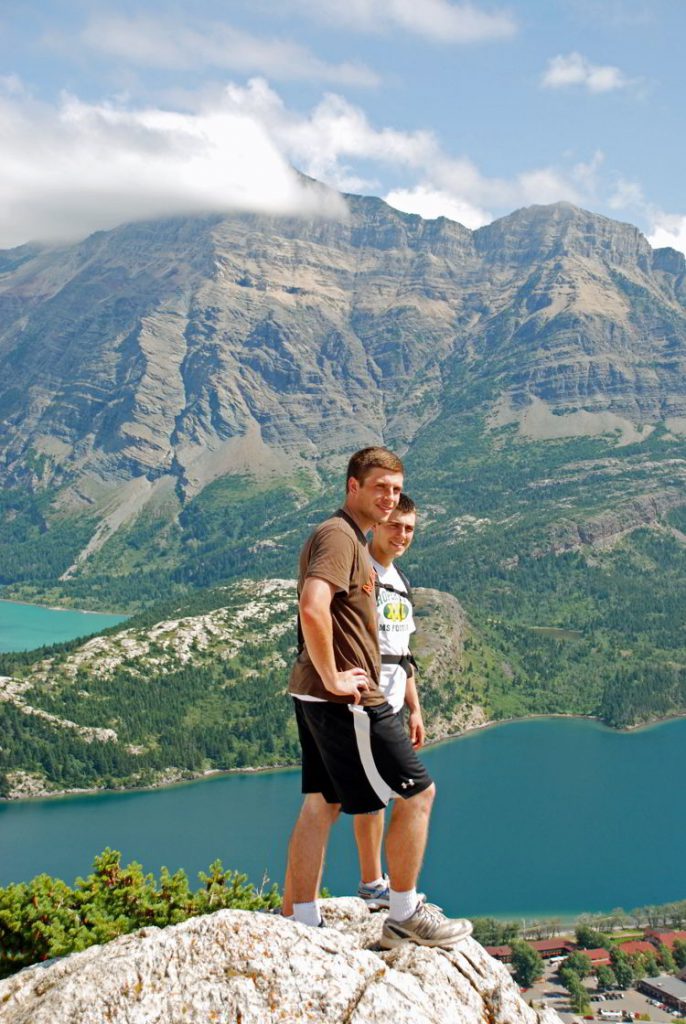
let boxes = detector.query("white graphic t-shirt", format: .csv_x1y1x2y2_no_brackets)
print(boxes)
372,557,416,713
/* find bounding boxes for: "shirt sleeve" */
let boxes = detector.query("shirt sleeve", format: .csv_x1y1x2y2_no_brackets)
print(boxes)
305,524,356,594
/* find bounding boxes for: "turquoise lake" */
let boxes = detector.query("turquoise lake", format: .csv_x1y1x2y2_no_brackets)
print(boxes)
0,599,126,652
2,716,684,920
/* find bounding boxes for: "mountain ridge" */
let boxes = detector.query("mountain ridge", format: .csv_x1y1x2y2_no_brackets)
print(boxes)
1,190,686,738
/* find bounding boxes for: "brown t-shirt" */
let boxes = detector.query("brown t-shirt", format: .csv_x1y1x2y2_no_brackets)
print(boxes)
288,509,383,706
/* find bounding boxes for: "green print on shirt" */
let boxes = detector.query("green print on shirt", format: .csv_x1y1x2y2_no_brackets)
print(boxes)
382,600,409,623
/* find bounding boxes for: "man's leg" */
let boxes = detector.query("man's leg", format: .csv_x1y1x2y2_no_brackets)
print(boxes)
282,793,340,919
353,810,385,885
381,782,472,948
384,782,435,893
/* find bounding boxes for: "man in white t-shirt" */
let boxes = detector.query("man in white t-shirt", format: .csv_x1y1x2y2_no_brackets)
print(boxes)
353,493,425,908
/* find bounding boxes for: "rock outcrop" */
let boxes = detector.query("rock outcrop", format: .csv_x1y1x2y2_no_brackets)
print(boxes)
0,899,561,1024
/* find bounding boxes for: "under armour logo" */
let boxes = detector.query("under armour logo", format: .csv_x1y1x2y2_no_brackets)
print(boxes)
400,779,415,789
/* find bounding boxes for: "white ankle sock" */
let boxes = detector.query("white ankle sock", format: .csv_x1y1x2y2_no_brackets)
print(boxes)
389,888,418,922
292,901,322,927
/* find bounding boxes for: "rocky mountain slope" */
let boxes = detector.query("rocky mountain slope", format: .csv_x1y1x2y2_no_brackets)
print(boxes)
1,198,685,562
2,193,686,734
0,898,562,1024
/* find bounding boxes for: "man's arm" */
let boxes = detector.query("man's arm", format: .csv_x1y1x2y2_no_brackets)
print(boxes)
299,576,369,703
404,672,425,749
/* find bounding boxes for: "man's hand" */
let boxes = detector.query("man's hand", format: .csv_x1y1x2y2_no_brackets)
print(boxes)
325,667,369,704
408,709,425,749
299,578,371,703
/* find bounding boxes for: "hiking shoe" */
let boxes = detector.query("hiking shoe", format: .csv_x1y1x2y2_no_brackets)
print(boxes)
380,901,473,949
358,877,430,912
357,877,391,910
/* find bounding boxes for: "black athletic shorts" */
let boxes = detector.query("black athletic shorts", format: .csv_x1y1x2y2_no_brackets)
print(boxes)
293,698,433,815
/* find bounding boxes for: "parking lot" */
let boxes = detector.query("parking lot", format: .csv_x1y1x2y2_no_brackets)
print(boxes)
519,960,683,1024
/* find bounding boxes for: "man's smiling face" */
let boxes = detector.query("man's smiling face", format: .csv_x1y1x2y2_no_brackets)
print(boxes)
371,508,416,565
347,466,403,530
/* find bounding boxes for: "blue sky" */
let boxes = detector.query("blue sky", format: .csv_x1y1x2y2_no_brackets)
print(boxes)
1,0,685,251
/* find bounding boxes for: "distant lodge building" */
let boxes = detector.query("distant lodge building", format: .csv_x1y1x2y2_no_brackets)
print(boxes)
617,940,657,957
485,938,574,963
530,938,576,958
644,930,686,951
485,945,514,963
637,976,686,1015
584,948,613,969
484,931,686,971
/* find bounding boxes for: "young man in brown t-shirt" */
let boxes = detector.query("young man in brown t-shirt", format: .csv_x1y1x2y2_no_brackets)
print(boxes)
282,447,472,949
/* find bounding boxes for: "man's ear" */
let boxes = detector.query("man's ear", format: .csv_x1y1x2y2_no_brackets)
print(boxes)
348,476,359,496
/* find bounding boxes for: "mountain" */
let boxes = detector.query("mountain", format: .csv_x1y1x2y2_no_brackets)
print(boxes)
2,199,685,517
1,193,686,732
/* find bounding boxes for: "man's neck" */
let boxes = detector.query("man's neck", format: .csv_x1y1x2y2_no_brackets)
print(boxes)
341,501,374,537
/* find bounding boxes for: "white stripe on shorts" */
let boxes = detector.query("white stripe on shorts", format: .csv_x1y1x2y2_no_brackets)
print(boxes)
349,705,398,806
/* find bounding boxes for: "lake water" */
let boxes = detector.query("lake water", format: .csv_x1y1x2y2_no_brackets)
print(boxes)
2,716,684,920
0,600,127,652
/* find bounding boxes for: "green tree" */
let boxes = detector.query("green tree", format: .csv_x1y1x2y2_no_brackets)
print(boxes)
611,949,635,989
560,969,591,1014
596,964,618,991
510,940,543,988
657,944,676,974
673,939,686,969
0,848,280,979
564,950,593,978
471,918,521,945
576,924,611,949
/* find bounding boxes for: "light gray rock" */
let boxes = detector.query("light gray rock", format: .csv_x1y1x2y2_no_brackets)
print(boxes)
0,898,561,1024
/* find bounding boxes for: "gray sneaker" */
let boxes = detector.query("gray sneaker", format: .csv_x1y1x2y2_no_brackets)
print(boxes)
380,901,472,949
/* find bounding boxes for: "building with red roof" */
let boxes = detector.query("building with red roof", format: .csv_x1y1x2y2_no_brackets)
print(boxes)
644,930,686,951
619,940,659,957
485,945,513,963
530,938,575,958
583,948,612,969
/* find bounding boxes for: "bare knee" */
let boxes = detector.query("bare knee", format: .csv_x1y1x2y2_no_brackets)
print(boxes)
300,793,341,826
396,782,435,817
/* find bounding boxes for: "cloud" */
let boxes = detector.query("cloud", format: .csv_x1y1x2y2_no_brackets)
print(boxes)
383,185,490,228
0,83,345,249
285,0,516,42
608,177,645,211
541,52,632,93
0,73,636,250
647,213,686,256
221,80,601,225
77,15,379,87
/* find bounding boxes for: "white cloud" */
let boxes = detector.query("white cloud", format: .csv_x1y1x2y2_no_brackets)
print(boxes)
0,84,345,249
219,80,600,223
0,73,632,251
608,177,645,211
384,185,490,228
285,0,516,42
647,213,686,256
541,52,632,93
77,15,379,87
0,74,24,96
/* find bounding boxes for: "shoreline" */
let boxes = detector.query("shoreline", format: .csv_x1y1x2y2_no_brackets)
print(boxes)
5,708,686,805
0,596,128,618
